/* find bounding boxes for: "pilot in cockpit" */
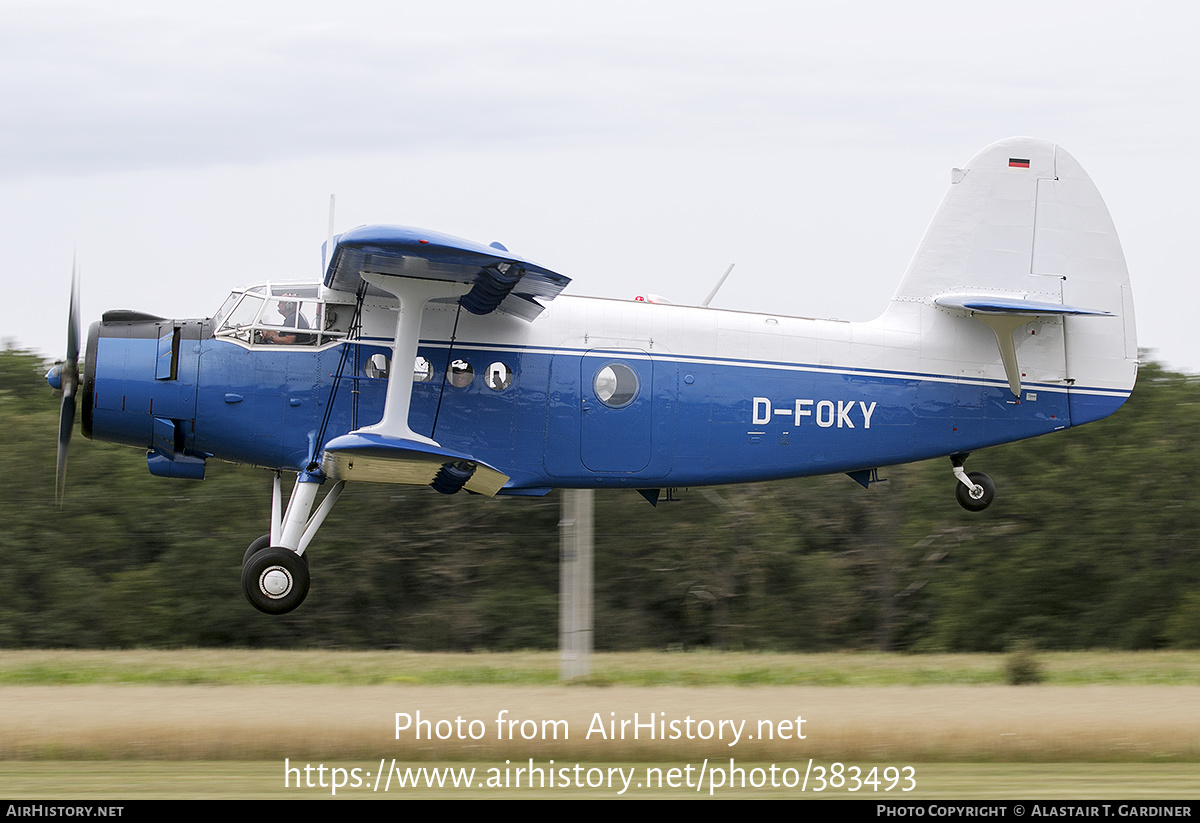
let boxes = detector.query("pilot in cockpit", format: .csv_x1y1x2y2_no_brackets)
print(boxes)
260,296,316,345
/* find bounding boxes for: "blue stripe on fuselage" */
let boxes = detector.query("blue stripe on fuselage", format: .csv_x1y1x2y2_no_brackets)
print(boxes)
413,342,1110,489
94,336,1127,489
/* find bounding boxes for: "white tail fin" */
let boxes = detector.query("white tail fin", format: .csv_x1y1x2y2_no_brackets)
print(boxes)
888,137,1136,422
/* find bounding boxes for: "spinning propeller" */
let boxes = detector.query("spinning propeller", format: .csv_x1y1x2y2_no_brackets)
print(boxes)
46,264,80,502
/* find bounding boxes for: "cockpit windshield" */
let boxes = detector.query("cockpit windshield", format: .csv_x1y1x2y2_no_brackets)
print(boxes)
214,283,353,347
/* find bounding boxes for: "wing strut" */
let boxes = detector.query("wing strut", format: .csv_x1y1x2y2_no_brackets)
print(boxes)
318,272,510,496
356,273,470,445
974,314,1032,397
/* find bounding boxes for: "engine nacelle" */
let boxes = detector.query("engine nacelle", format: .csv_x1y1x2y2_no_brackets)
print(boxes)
82,311,211,479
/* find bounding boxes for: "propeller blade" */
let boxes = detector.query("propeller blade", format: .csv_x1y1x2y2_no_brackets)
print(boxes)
66,257,80,367
56,392,76,502
55,264,81,503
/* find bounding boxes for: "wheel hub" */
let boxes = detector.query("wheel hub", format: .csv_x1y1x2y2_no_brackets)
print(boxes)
259,566,293,598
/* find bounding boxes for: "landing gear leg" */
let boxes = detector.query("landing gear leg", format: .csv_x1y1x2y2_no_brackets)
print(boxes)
240,472,345,614
950,453,995,512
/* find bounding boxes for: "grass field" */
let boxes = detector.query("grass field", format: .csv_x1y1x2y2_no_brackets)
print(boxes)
4,648,1200,686
1,650,1198,799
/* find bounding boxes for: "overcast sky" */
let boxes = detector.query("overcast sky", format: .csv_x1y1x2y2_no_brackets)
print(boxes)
4,0,1197,374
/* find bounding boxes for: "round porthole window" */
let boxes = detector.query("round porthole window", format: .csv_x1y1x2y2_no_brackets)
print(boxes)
485,362,513,391
449,359,474,388
365,353,391,379
413,356,433,382
594,363,638,408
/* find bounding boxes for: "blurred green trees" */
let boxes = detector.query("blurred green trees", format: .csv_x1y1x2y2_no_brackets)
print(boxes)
2,345,1198,651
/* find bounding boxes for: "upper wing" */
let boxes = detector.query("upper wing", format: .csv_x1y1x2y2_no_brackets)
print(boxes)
324,224,571,321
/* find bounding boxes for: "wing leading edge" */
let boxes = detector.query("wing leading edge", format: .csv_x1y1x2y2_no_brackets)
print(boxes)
324,224,571,321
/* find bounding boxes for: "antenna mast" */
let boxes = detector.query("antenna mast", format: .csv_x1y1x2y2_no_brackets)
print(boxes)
701,263,735,308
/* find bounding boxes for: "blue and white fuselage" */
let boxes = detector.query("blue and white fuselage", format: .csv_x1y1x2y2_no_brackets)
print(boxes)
72,137,1138,614
82,290,1130,493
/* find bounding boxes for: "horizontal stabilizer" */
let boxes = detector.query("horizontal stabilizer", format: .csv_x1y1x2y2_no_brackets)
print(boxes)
320,432,509,496
324,225,570,321
934,293,1112,317
934,290,1115,396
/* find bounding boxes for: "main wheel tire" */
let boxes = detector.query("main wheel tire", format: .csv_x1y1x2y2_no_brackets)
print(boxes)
955,471,995,512
241,546,310,615
242,534,272,566
243,534,309,568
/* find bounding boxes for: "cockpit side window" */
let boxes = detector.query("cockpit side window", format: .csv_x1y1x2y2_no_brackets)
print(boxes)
212,294,240,328
214,286,353,347
321,304,353,338
220,294,266,343
260,296,317,344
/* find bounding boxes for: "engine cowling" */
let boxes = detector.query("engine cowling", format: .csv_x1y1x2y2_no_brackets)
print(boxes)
82,311,211,479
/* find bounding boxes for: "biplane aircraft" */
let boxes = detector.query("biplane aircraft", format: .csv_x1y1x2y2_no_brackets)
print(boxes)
47,138,1137,614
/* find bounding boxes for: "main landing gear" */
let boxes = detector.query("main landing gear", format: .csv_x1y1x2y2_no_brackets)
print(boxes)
242,546,310,615
240,472,345,615
950,453,995,512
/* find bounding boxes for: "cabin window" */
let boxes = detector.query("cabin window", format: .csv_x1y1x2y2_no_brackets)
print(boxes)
594,363,638,408
413,356,433,382
365,354,390,379
449,359,474,388
485,362,513,391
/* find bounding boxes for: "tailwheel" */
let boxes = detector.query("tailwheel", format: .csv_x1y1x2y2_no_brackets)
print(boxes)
242,546,310,615
950,453,995,512
954,470,995,512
